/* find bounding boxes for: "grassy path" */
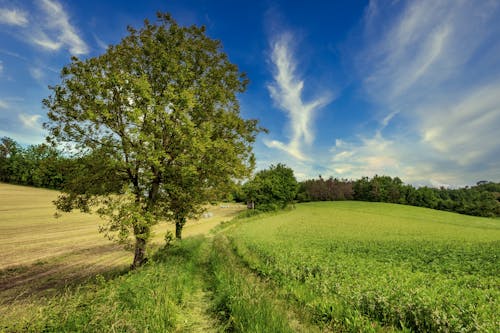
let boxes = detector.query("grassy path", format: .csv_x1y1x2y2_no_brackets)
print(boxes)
174,238,219,332
207,233,323,333
178,288,218,332
2,232,327,332
166,232,314,332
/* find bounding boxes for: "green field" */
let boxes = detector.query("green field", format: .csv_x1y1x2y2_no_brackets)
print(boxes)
225,202,500,332
1,193,499,332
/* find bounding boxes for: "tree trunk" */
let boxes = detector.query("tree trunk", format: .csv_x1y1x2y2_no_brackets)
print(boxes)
131,226,150,269
175,217,186,240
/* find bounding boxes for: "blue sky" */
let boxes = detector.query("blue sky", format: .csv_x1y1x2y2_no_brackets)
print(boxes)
1,0,499,186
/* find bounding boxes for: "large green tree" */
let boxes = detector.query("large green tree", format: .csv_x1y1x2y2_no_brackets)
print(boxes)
243,163,298,211
43,13,260,268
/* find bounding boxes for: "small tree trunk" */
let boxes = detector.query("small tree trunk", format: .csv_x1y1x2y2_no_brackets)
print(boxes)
175,217,186,240
131,226,150,269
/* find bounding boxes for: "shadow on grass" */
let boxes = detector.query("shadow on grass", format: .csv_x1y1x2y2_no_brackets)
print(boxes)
1,236,209,307
0,245,131,304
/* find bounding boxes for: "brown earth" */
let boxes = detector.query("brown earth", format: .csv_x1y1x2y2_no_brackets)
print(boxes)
0,183,244,305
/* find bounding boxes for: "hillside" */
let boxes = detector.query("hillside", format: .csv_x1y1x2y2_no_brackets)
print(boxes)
225,202,500,331
1,196,499,332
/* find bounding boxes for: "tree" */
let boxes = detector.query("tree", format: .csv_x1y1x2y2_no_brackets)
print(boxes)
0,137,21,183
43,13,260,268
242,163,298,211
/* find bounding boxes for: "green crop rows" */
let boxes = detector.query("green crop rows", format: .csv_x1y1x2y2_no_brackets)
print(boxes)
226,202,500,332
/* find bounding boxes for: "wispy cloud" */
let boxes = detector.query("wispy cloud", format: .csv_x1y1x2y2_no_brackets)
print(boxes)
0,99,46,145
0,1,88,55
332,0,500,185
0,60,3,75
29,67,43,81
93,34,108,51
19,114,42,130
0,49,28,62
31,32,62,51
254,140,324,181
0,113,46,145
0,8,28,26
32,0,88,55
265,33,331,161
329,132,478,187
330,133,400,178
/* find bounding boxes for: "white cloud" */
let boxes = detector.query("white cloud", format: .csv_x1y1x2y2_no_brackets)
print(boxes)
32,32,63,51
0,8,28,26
0,109,46,145
0,1,87,55
0,99,7,109
29,67,44,80
419,82,500,165
0,60,3,75
93,34,108,51
254,143,321,181
32,0,88,55
332,0,500,186
330,133,400,178
328,132,480,187
19,114,42,130
265,33,331,161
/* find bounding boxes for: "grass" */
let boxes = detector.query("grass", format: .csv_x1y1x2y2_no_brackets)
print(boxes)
3,234,314,332
2,185,499,332
225,201,500,332
208,234,320,333
4,237,210,332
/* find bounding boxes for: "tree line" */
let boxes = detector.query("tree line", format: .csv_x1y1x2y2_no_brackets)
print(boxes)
0,137,68,189
296,175,500,218
2,138,499,219
233,169,499,218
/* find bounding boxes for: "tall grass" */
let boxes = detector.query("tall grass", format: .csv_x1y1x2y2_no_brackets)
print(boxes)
208,234,298,333
2,238,206,332
226,201,500,332
3,234,307,332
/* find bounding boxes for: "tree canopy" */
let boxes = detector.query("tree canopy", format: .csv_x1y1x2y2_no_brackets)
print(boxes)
242,163,298,211
43,13,260,268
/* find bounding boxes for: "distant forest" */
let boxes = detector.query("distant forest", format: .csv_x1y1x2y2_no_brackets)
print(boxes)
2,137,499,218
295,175,500,218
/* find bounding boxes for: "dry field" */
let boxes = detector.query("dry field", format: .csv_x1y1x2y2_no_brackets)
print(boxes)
0,183,244,303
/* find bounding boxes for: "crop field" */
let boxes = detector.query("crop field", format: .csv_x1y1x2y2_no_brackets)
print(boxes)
2,192,499,332
225,202,500,332
0,183,243,314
